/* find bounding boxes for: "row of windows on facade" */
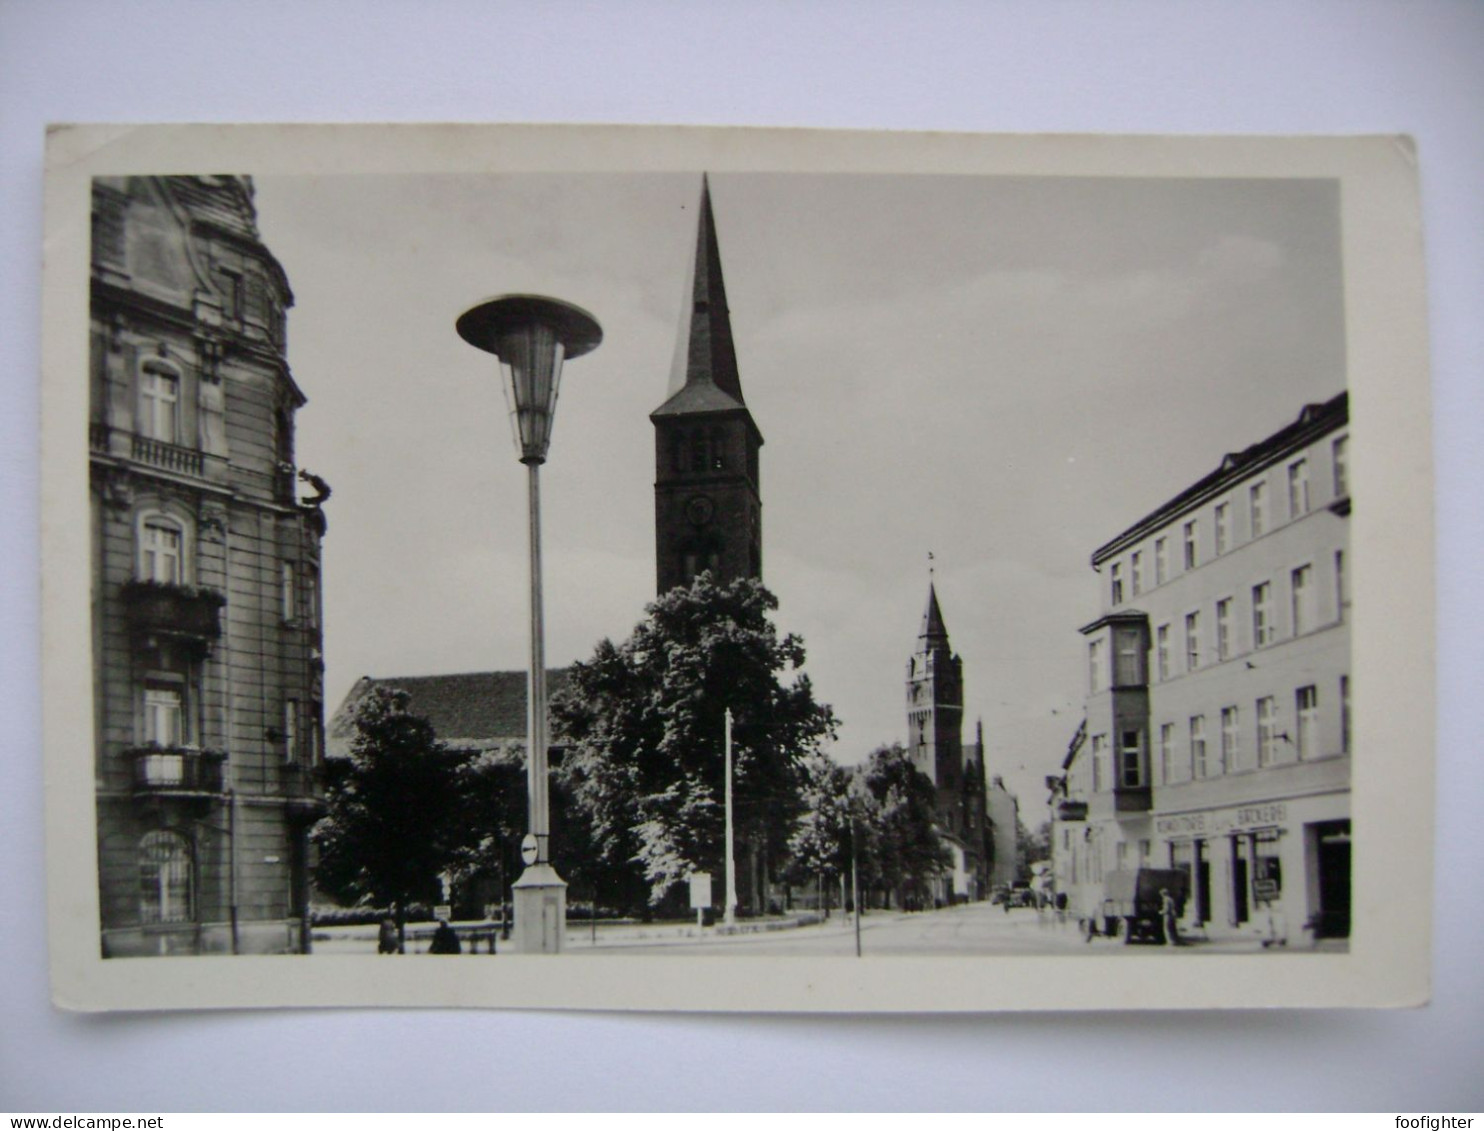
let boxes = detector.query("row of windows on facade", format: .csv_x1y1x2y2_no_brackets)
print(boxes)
1106,437,1349,609
1086,675,1350,793
131,356,293,460
138,514,319,627
140,681,323,767
1090,552,1344,692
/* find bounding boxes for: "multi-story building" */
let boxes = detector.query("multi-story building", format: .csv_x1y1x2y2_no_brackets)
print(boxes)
984,774,1020,890
1053,393,1350,946
91,176,327,956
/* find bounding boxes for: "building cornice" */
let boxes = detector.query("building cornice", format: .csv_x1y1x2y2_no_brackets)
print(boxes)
1091,391,1348,568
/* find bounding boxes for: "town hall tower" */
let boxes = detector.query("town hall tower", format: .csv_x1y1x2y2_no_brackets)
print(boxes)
651,177,763,595
906,582,990,898
907,583,968,833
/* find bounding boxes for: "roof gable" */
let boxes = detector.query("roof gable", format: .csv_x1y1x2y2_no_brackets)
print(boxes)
327,669,569,757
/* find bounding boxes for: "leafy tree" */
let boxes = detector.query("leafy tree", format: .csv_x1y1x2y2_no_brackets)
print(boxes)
1015,817,1050,883
312,686,473,942
786,750,853,913
447,742,635,918
859,743,950,911
552,575,838,911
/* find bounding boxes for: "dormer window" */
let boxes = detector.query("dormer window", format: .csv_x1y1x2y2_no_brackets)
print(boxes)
139,359,180,443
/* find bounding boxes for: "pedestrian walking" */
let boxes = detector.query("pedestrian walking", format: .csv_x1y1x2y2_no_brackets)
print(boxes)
1160,888,1181,947
377,918,400,955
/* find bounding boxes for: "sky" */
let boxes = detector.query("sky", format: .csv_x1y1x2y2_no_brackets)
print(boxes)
253,171,1345,812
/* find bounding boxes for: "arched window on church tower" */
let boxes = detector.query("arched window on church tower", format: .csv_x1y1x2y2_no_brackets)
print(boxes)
710,428,725,470
691,431,708,475
672,433,687,474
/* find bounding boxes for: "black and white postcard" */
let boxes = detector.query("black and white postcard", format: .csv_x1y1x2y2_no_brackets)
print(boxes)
41,124,1433,1011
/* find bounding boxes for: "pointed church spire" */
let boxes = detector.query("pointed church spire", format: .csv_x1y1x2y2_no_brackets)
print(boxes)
662,174,746,408
920,582,950,644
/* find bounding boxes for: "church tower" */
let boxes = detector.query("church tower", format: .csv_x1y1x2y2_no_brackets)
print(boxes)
906,583,967,836
651,177,763,595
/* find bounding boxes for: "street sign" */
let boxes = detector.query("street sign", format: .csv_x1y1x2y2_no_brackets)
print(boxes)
520,833,539,866
434,904,452,921
689,872,712,910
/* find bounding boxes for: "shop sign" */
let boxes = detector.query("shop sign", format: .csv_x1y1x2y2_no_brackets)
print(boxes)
1156,801,1288,837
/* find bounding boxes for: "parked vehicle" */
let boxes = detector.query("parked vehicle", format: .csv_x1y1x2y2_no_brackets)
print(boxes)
1093,868,1190,944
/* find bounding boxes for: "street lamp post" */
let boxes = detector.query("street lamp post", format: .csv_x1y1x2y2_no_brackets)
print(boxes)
724,708,737,927
457,294,602,954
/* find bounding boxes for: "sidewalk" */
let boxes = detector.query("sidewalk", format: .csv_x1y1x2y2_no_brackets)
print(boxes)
309,909,851,955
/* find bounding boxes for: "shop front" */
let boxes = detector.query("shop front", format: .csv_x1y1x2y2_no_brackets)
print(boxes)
1155,792,1349,948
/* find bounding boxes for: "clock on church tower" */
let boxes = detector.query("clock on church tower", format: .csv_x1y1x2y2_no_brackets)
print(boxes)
651,176,763,595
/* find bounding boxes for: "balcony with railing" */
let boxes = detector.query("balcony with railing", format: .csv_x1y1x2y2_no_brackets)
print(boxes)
132,434,205,477
120,579,224,654
126,745,226,797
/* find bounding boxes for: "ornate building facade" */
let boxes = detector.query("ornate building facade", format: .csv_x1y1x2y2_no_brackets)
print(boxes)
651,178,763,596
91,176,327,956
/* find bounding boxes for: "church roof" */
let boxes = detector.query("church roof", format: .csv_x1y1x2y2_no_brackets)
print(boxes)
920,583,950,643
652,175,750,420
327,669,569,757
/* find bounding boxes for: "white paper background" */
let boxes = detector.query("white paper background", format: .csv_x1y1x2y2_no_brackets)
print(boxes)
3,0,1482,1112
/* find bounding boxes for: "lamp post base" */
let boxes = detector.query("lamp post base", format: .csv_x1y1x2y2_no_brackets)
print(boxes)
511,864,567,954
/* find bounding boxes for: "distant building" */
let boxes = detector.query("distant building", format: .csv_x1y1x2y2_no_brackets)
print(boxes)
327,671,568,760
1053,393,1350,946
985,775,1020,889
905,584,991,901
91,176,327,956
651,177,763,596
